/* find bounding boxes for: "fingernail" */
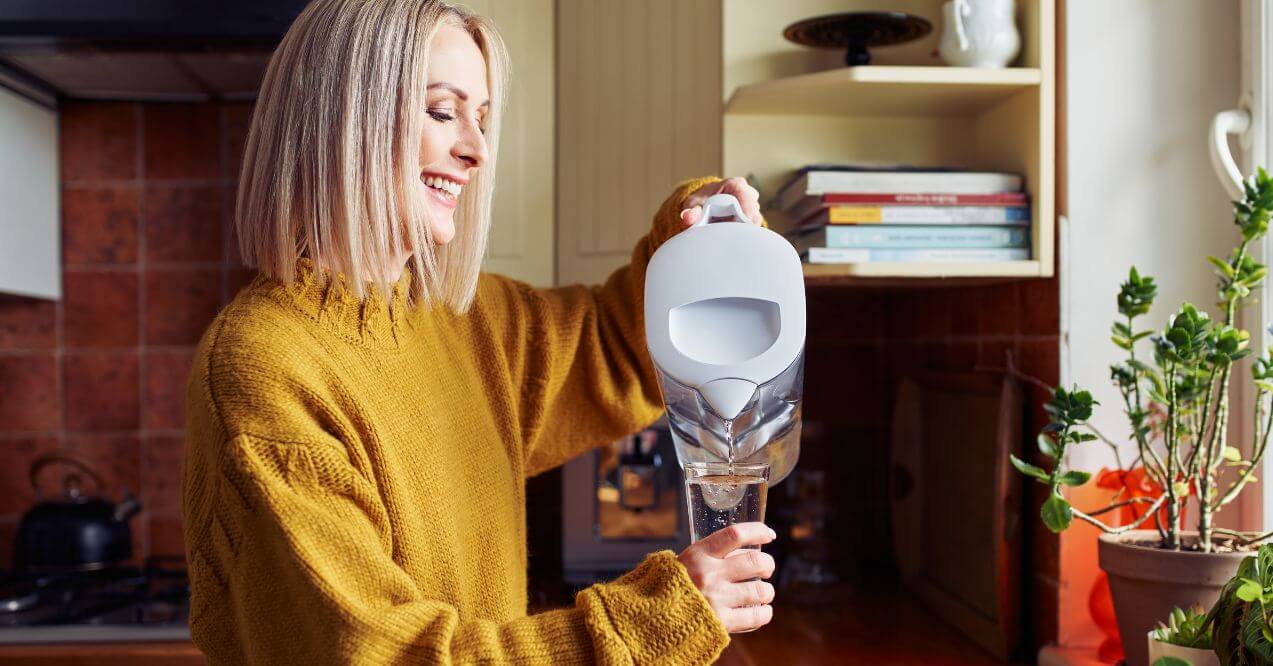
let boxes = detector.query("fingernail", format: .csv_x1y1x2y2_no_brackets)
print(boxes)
768,528,778,540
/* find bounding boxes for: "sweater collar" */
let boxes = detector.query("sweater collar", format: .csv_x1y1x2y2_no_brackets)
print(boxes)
267,258,418,347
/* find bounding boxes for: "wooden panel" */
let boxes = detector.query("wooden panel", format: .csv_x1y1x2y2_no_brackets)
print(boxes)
890,373,1023,660
555,0,722,286
459,0,556,286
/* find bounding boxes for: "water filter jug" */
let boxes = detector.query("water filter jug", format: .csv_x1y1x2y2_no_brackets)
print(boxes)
645,193,806,485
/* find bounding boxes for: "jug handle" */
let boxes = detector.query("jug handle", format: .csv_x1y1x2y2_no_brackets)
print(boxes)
691,193,752,228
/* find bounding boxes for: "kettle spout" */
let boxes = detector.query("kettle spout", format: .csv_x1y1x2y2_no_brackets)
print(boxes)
113,491,142,522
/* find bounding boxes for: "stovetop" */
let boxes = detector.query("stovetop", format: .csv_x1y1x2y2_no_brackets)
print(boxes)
0,559,190,644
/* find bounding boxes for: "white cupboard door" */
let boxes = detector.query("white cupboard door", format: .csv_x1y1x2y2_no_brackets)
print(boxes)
555,0,722,287
0,85,58,300
461,0,556,287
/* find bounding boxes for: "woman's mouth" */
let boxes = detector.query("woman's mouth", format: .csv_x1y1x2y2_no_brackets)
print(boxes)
423,174,462,209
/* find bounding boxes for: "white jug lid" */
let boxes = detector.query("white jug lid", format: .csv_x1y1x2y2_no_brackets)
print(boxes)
644,194,806,419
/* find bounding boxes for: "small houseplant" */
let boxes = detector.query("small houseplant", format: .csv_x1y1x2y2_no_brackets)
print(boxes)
1148,606,1217,666
1013,168,1273,665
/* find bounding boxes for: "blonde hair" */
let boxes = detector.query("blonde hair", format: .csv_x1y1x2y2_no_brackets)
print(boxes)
236,0,508,311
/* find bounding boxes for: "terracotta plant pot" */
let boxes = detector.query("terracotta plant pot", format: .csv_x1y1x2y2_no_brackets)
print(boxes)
1099,531,1245,666
1146,632,1219,666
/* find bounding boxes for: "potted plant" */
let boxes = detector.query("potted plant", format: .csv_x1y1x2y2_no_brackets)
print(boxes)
1208,543,1273,663
1147,606,1217,666
1012,168,1273,666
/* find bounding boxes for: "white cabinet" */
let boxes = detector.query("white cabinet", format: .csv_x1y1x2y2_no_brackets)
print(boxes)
555,0,723,286
0,85,58,300
462,0,557,287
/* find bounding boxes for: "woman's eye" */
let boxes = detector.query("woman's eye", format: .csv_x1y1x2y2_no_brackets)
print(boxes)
428,109,456,122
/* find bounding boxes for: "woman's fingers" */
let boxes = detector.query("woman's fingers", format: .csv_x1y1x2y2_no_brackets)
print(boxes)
722,548,776,581
680,176,764,227
714,176,763,225
696,523,775,558
680,205,703,227
725,579,775,608
723,603,773,634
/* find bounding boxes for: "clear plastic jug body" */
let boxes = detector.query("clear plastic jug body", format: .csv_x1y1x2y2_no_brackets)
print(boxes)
657,350,803,486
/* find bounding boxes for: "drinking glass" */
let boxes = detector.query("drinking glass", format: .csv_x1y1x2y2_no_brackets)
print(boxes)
683,461,770,546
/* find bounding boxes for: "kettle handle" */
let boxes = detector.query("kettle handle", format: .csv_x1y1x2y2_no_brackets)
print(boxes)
691,193,752,228
29,452,104,500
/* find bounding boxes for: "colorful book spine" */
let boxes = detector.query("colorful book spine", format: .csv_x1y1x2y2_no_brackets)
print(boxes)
783,192,1030,225
821,192,1028,206
774,171,1024,211
804,247,1030,263
815,225,1029,249
818,205,1029,225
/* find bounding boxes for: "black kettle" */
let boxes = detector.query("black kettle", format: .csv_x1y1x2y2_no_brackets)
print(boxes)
14,452,142,571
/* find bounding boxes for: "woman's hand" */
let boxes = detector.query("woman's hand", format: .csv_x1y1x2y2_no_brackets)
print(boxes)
677,522,777,633
680,177,764,228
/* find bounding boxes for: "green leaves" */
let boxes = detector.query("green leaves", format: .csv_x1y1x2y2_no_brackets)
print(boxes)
1218,248,1268,302
1209,324,1252,366
1058,470,1091,487
1235,166,1273,241
1036,434,1059,459
1118,266,1157,318
1010,454,1048,483
1237,577,1265,603
1044,385,1097,424
1151,605,1214,650
1041,494,1073,532
1154,303,1213,363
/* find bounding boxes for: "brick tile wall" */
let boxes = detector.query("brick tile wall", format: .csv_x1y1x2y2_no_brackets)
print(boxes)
0,101,252,567
796,279,1062,652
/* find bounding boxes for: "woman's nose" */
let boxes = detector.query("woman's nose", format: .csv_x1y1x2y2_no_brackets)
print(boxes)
454,123,489,169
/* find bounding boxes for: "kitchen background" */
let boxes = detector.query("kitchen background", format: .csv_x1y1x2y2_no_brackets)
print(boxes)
0,94,1062,650
0,102,256,568
0,0,1250,663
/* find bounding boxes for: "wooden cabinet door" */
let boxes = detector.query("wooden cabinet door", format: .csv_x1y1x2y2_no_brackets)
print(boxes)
555,0,722,287
461,0,556,287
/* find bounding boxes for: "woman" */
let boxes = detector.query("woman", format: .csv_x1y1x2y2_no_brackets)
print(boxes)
183,1,776,663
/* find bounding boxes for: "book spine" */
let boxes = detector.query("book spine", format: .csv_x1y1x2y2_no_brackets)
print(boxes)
805,247,1030,263
828,205,1029,224
821,192,1029,206
824,225,1029,249
806,172,1023,195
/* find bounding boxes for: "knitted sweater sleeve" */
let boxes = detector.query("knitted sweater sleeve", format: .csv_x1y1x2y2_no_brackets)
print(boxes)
205,432,728,664
495,176,721,477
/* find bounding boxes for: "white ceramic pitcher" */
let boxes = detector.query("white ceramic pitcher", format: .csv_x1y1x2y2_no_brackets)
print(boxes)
938,0,1020,68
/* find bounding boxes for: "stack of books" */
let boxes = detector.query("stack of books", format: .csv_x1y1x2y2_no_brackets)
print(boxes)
772,165,1030,264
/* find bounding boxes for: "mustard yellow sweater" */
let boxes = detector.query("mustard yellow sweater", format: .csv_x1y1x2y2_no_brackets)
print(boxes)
182,178,729,664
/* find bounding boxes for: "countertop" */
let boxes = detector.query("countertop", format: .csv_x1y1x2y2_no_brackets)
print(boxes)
0,590,1005,664
718,592,1003,665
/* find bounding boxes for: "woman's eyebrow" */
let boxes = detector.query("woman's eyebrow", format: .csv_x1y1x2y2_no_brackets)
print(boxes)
427,82,491,108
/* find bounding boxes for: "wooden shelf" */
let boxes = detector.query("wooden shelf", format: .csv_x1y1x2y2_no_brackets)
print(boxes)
725,66,1043,117
802,260,1044,285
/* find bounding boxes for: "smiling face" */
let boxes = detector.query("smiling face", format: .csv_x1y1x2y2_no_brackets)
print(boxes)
417,22,491,246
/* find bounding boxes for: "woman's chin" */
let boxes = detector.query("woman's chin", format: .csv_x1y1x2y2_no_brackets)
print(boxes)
430,221,456,245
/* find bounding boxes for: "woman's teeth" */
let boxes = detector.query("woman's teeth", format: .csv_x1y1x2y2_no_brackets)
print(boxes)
424,175,462,198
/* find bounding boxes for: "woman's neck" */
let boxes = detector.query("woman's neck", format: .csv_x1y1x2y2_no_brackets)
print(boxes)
313,250,413,284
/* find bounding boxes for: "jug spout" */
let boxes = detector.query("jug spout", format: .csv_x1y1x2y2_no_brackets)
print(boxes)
699,377,758,421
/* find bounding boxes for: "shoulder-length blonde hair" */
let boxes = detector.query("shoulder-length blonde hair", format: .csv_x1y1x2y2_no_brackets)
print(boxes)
237,0,508,311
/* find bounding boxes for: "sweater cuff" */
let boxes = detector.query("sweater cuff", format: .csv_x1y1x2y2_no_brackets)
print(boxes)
577,550,730,666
